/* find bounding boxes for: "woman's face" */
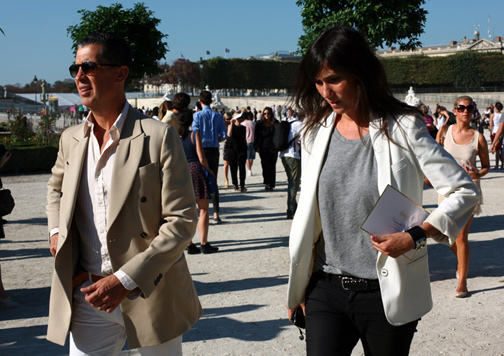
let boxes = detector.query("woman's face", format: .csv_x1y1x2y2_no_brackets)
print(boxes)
315,61,358,117
453,99,474,123
263,110,273,120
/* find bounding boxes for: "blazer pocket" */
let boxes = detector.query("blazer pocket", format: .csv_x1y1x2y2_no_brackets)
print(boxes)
391,158,407,173
138,162,158,177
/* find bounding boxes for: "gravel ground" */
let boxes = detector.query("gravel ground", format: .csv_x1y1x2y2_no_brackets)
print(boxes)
0,140,503,356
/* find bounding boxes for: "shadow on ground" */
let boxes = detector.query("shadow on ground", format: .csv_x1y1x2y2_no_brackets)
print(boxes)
0,287,67,355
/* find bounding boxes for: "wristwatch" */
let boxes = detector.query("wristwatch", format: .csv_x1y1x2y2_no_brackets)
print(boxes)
406,226,427,251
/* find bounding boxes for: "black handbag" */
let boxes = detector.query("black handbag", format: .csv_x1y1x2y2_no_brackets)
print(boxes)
292,306,305,340
0,189,15,216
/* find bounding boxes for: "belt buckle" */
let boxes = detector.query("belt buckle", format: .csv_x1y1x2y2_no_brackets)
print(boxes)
341,276,355,291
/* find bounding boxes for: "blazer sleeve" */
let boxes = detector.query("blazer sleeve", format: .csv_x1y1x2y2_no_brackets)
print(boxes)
46,134,65,236
119,125,198,297
399,116,479,245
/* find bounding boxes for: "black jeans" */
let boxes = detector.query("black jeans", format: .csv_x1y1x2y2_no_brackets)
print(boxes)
229,151,246,189
258,148,277,187
203,147,220,214
305,271,418,356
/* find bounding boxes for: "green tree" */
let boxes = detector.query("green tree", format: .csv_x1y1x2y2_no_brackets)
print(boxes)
165,59,200,91
296,0,427,54
67,3,168,81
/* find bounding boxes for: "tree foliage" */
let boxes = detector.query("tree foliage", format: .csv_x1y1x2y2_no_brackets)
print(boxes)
164,59,200,89
296,0,427,54
67,3,168,81
382,52,504,89
200,58,299,90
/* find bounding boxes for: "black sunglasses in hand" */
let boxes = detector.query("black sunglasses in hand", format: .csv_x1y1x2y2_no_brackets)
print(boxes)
69,61,123,78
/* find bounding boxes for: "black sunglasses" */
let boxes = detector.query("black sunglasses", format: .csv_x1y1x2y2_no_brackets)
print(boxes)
69,61,123,78
455,104,475,112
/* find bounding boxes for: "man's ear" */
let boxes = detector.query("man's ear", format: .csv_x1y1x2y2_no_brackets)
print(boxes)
116,66,129,83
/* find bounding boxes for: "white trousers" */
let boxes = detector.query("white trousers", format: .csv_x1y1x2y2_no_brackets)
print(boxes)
69,282,183,356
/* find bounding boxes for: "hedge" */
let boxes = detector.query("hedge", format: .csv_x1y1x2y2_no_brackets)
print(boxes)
198,53,504,90
1,146,58,174
382,52,504,89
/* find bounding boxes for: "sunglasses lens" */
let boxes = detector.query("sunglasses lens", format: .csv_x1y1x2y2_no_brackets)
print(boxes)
81,62,98,75
457,105,475,112
69,62,100,78
69,64,78,78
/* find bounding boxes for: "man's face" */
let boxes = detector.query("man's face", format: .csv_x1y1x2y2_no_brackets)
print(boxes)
74,44,121,112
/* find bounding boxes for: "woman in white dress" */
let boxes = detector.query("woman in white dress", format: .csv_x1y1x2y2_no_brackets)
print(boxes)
437,96,490,297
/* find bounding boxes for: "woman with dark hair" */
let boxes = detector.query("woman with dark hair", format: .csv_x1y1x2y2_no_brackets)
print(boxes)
178,109,218,254
286,26,479,355
227,110,248,192
254,107,278,190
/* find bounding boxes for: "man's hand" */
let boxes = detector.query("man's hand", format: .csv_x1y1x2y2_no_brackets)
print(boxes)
81,275,130,313
50,233,58,257
370,232,415,258
287,302,305,323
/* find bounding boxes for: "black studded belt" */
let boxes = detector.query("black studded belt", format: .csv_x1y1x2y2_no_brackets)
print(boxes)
316,271,380,292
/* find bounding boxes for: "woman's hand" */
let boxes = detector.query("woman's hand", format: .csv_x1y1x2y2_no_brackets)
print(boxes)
370,232,415,258
287,303,305,323
463,164,480,180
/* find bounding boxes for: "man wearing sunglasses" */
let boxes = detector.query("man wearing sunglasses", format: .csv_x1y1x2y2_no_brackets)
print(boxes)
46,32,201,355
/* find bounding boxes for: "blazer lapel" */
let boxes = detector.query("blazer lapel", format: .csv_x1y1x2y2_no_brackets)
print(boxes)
369,117,391,194
61,126,89,231
108,109,145,230
305,112,336,183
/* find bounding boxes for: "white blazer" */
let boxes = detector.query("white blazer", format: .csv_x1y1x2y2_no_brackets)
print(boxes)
287,112,479,325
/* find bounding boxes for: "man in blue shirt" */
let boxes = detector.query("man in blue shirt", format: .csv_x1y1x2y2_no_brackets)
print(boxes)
192,91,227,223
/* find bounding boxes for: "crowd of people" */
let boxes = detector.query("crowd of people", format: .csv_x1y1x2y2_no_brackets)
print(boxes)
0,27,501,356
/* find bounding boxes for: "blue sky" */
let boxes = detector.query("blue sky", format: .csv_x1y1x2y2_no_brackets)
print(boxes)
1,0,503,86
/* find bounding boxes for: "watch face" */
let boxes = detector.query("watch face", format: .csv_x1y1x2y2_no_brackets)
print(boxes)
415,237,427,250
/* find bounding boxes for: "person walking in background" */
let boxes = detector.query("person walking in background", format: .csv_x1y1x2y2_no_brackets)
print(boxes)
489,102,504,170
286,26,479,356
162,92,191,131
178,109,219,255
159,100,172,120
254,107,278,190
279,110,302,219
276,105,283,121
222,112,232,188
227,110,248,192
47,32,201,354
241,108,256,176
437,96,490,298
420,104,437,139
192,91,227,223
0,147,18,309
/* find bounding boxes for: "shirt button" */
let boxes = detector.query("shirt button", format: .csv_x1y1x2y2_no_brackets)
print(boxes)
140,232,147,238
141,196,147,203
380,268,389,277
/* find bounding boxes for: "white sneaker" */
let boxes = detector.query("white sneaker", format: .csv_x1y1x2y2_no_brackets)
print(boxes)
247,170,252,177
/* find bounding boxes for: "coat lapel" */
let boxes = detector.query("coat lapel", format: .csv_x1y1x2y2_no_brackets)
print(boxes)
369,118,391,194
108,108,145,230
305,112,336,182
61,126,89,231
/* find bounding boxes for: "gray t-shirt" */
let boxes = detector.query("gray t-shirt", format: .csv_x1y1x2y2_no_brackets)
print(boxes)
315,128,379,279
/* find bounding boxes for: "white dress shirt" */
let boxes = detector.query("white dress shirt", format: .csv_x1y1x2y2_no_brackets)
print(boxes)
57,102,137,290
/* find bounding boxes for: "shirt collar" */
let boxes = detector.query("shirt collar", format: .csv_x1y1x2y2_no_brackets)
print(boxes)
83,102,130,140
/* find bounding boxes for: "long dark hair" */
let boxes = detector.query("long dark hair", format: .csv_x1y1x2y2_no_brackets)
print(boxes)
177,108,193,139
291,26,420,137
260,107,275,128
